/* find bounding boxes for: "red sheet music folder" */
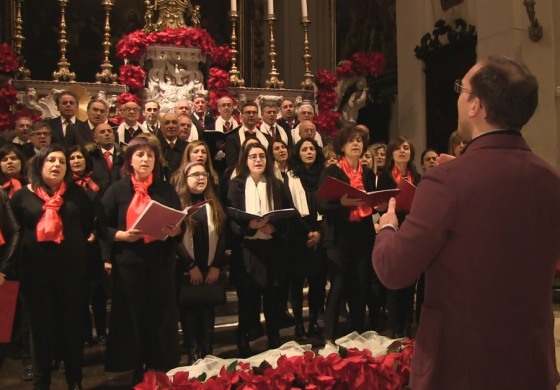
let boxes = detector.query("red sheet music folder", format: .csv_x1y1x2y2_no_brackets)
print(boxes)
316,176,400,207
395,179,417,213
0,281,19,343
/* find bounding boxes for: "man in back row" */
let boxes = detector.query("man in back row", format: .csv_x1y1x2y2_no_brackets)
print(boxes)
373,56,560,389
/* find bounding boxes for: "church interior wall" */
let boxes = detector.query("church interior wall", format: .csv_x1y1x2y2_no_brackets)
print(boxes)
396,0,560,167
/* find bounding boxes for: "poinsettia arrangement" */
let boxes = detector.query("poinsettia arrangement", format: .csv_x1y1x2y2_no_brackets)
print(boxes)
115,27,233,113
135,342,413,390
119,65,147,92
0,43,20,131
0,43,19,75
315,51,386,137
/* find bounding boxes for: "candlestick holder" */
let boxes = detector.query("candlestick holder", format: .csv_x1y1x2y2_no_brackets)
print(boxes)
52,0,76,82
96,0,118,84
265,14,284,89
300,16,314,90
229,11,245,87
13,0,31,79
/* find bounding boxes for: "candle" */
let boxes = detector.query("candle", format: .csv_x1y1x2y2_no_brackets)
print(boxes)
231,0,237,12
301,0,308,17
268,0,274,14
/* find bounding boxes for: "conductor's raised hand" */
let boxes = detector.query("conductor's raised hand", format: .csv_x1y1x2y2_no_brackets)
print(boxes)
378,197,399,230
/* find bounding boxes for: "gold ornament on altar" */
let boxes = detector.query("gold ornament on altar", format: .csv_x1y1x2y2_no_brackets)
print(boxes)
52,0,76,82
145,0,202,30
96,0,118,84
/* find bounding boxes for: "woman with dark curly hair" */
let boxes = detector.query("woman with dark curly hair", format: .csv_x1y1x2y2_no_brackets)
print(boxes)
317,125,377,344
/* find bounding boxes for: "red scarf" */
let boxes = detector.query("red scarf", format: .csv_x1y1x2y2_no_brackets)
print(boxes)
391,165,415,185
338,156,372,221
36,182,66,243
2,178,22,199
126,173,155,243
72,172,99,192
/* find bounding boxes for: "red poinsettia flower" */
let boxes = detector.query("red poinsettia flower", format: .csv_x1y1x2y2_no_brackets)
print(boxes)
0,112,15,132
0,43,20,75
15,108,42,122
316,90,338,112
208,67,230,90
351,52,387,76
315,70,338,89
211,45,232,68
315,110,341,137
115,30,148,61
108,116,123,127
118,65,146,92
0,82,18,110
117,92,143,106
336,60,354,78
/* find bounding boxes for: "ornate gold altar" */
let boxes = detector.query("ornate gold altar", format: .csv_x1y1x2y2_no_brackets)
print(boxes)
7,0,317,122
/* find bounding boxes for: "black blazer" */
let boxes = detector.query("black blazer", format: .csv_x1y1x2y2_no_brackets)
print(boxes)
71,121,95,145
0,188,20,277
158,136,188,180
190,113,214,140
90,144,125,195
317,164,376,253
276,118,299,134
97,175,182,265
225,127,272,168
226,175,290,239
46,116,84,149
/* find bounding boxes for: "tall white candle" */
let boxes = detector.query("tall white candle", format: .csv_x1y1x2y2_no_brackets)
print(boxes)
268,0,274,14
231,0,237,12
301,0,308,17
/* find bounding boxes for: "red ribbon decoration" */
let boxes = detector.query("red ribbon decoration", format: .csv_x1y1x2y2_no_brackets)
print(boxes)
35,181,67,243
72,173,100,192
338,156,372,222
125,173,155,243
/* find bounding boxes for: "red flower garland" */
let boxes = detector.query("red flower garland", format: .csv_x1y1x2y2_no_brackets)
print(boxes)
135,342,414,390
314,70,339,136
0,43,19,75
0,82,17,111
117,92,143,106
315,51,386,137
0,43,20,131
115,27,232,116
118,65,147,92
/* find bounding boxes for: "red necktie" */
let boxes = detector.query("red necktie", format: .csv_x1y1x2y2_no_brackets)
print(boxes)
169,141,175,149
104,151,113,170
271,126,276,139
224,121,231,131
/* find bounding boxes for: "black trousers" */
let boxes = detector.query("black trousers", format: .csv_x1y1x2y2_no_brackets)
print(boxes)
323,247,373,341
235,270,280,342
387,283,416,337
235,239,284,343
106,259,179,373
289,246,327,324
183,305,215,356
21,266,86,388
